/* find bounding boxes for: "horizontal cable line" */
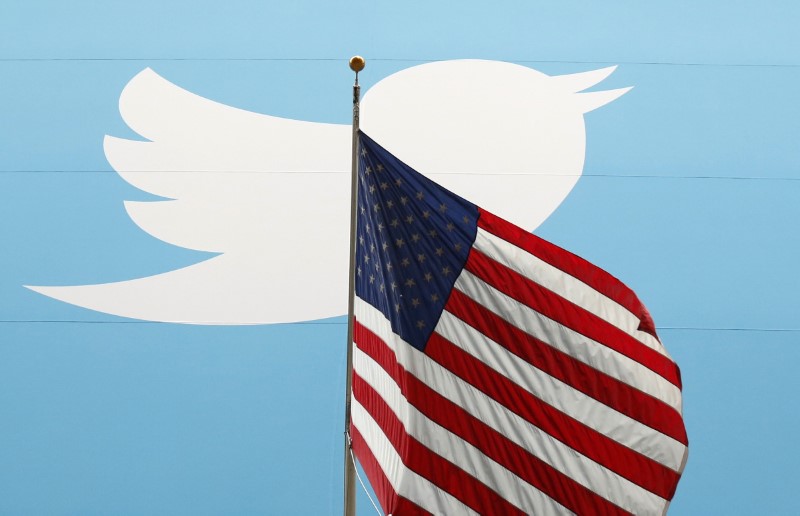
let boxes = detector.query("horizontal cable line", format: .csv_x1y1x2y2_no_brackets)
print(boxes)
512,59,799,69
3,169,799,181
0,57,342,62
2,169,351,175
0,319,797,333
583,174,800,181
659,326,800,333
0,319,346,325
0,57,798,68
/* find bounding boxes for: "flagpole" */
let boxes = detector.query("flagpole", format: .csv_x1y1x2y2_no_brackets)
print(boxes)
344,54,365,516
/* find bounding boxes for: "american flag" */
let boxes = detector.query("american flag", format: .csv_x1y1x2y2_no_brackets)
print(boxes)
350,131,687,515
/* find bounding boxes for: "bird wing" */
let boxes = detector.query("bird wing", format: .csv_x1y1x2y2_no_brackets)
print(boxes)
104,68,350,253
27,68,352,324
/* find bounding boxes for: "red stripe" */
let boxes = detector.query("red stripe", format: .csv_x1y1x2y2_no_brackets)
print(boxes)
353,373,527,515
349,426,433,516
426,329,681,500
354,321,632,515
477,209,659,338
446,288,688,446
464,246,682,389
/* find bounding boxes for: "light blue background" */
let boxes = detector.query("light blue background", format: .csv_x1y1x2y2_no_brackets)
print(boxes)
1,1,798,514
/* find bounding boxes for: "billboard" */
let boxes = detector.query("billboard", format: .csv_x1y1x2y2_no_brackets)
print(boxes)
1,2,798,513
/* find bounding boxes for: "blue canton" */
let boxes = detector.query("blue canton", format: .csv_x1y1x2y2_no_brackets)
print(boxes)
355,132,478,351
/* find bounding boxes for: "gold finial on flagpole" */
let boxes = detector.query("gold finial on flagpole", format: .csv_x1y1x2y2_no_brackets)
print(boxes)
349,55,366,73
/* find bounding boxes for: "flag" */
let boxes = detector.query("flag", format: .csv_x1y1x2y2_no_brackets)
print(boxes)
350,131,688,515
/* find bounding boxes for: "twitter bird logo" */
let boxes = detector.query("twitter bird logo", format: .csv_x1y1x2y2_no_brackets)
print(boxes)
27,60,630,325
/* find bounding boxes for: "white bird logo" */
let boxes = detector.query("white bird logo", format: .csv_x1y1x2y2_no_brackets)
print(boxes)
27,60,630,324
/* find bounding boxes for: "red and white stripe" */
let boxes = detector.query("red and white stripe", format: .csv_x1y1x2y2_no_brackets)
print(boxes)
351,208,688,515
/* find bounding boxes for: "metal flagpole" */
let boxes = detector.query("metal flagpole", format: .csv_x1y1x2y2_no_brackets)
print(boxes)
344,54,365,516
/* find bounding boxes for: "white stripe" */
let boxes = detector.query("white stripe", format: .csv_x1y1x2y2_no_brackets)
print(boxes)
454,270,683,412
475,228,670,358
355,298,669,515
436,310,687,471
351,399,480,516
353,347,572,515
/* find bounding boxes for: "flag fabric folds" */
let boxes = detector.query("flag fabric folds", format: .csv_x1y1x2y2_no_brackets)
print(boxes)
350,131,687,515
